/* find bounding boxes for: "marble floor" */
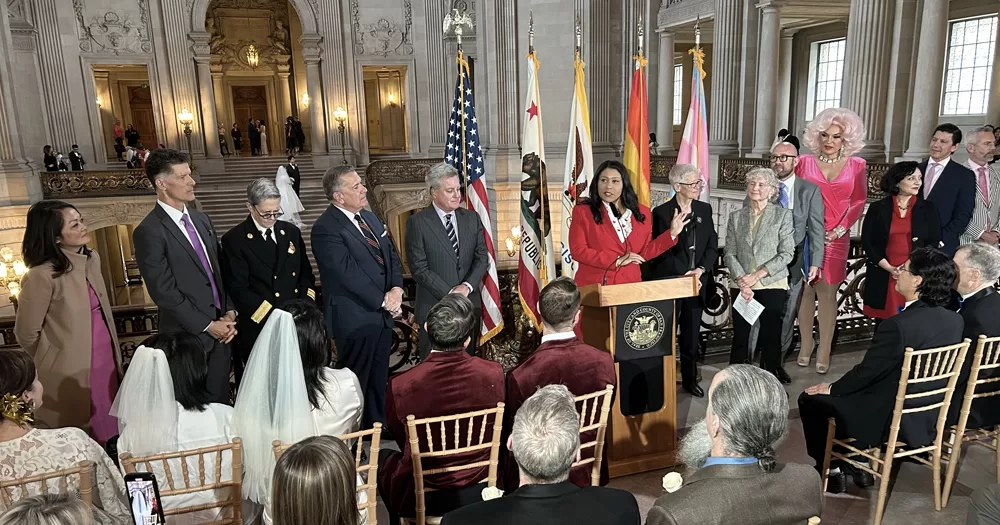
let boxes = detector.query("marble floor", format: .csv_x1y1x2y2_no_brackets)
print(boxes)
371,344,995,525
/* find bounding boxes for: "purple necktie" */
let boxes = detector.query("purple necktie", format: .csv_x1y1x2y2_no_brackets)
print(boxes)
181,214,221,309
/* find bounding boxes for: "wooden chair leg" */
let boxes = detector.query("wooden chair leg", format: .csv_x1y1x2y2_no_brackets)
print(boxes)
932,449,943,511
873,449,896,525
821,418,836,492
995,435,1000,484
942,433,962,507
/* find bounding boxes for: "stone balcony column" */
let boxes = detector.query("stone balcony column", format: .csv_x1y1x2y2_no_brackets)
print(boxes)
655,30,676,154
902,0,949,159
709,0,743,155
210,67,227,134
751,1,785,156
190,34,221,159
301,36,327,155
776,31,796,130
842,0,894,159
987,3,1000,125
276,66,294,125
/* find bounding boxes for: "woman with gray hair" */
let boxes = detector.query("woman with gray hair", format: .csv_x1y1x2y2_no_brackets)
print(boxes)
644,164,718,397
724,167,795,383
0,495,91,525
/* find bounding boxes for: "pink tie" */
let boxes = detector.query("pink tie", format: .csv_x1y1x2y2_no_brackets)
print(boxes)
979,167,990,207
923,163,940,199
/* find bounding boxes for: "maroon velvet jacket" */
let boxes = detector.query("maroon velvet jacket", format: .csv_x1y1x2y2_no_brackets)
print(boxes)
378,351,506,517
502,336,617,489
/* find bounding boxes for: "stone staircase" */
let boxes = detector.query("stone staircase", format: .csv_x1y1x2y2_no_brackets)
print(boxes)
195,155,330,261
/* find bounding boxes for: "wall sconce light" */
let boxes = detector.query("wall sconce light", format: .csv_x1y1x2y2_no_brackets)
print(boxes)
301,92,309,108
177,108,194,157
333,106,348,164
387,93,397,106
246,44,260,70
504,226,522,258
96,96,102,108
0,246,27,310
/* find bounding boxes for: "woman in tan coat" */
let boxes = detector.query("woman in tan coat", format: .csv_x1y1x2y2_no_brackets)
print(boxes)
14,200,121,443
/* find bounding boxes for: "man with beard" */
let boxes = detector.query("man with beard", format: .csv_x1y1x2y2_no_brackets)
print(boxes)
647,365,822,525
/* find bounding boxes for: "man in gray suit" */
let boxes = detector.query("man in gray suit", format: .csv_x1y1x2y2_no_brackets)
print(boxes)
405,162,489,359
749,135,825,361
134,149,237,403
646,365,822,525
961,126,1000,246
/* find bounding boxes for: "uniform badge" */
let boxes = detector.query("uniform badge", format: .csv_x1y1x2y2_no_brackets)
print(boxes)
247,233,254,239
280,229,285,236
288,242,296,254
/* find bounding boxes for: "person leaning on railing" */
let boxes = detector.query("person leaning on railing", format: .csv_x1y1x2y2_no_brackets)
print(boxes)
723,167,794,385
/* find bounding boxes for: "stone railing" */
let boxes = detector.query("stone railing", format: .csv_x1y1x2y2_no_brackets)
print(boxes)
713,156,893,201
41,169,153,199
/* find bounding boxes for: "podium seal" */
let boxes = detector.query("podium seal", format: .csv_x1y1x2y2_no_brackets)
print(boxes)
624,305,665,351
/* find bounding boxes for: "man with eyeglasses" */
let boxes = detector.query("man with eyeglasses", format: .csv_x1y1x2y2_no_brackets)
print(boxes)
748,134,825,364
221,177,316,380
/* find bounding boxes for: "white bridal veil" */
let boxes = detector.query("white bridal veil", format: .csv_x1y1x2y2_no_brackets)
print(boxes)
232,309,316,504
110,345,180,457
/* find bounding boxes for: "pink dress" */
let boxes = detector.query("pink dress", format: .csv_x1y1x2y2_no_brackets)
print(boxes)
88,283,118,443
796,154,868,284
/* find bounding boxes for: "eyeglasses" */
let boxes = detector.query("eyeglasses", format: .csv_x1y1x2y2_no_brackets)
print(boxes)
677,180,704,188
253,205,283,219
769,155,798,162
898,266,913,275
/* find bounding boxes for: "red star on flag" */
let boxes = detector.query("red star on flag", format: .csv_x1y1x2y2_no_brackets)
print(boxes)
526,100,539,120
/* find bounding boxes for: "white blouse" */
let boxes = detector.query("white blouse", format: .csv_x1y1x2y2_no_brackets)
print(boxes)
0,427,130,525
118,403,256,524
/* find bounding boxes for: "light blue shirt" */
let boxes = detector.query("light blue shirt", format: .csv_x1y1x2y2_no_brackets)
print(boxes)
702,456,758,468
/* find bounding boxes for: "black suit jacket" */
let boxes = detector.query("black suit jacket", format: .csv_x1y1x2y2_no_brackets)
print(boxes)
642,199,718,303
861,197,942,309
950,288,1000,429
134,204,234,336
830,300,964,446
220,216,315,354
440,481,639,525
921,159,975,255
405,206,489,326
311,205,403,346
284,164,301,195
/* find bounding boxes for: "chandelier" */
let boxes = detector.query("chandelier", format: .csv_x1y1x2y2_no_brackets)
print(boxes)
246,44,260,70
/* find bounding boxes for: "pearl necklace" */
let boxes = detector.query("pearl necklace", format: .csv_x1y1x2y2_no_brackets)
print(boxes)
817,152,843,163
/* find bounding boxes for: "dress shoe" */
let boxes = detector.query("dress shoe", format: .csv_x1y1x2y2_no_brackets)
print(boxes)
841,462,875,488
682,381,705,398
825,470,847,494
772,367,792,384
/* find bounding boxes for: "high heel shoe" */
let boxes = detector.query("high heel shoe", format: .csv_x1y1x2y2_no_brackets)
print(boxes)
816,363,829,374
797,356,810,367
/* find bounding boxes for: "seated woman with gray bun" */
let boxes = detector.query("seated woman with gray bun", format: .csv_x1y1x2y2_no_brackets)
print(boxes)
0,494,91,525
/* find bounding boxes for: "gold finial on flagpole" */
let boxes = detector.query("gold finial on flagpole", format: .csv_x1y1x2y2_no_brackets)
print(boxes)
695,15,701,47
528,10,535,53
575,16,582,55
637,13,645,56
443,8,474,52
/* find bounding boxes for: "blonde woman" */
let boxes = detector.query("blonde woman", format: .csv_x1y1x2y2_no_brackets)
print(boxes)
795,108,868,374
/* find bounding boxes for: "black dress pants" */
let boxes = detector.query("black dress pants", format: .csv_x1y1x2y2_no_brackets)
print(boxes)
729,288,787,371
797,392,858,468
336,323,392,428
677,296,702,383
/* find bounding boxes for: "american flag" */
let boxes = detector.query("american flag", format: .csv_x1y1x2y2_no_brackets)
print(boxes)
445,54,503,344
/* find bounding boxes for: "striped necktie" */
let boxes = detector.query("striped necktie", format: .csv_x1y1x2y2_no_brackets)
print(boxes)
445,213,459,257
354,214,385,266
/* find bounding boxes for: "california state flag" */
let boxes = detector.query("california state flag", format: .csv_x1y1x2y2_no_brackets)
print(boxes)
518,50,556,329
560,53,595,278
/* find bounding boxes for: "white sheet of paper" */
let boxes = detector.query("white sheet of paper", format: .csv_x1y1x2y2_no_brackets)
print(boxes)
733,294,765,325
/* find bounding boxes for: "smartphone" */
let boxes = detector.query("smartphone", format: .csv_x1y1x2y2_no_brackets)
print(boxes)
124,472,166,525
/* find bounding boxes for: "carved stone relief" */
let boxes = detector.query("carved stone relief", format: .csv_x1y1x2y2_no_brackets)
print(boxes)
6,0,25,21
206,0,291,70
444,0,475,38
75,0,152,54
350,0,413,57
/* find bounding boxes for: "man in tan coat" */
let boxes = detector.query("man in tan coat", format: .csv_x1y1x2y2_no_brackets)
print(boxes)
646,365,822,525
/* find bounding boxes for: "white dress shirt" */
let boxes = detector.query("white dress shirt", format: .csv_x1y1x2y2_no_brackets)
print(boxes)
779,174,796,210
904,299,918,310
251,215,276,243
433,202,460,239
541,331,577,344
924,157,951,196
961,286,991,302
334,204,368,235
157,200,212,270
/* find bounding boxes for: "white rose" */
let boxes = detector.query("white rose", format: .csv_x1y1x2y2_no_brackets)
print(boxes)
481,486,504,501
662,472,683,493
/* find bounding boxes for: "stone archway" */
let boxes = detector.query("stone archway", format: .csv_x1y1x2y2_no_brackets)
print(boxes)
189,0,317,35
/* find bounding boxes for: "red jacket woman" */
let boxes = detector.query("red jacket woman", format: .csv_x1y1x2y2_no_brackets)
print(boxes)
569,160,689,286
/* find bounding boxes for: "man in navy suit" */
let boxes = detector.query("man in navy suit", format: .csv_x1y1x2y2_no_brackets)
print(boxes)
920,123,976,256
311,165,404,428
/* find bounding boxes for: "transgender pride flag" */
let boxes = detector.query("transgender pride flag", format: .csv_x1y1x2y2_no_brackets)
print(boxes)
676,46,711,201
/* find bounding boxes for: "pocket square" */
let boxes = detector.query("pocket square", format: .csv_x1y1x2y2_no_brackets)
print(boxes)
381,230,389,238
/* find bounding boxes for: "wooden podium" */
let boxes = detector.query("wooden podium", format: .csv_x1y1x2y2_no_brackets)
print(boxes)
579,276,698,478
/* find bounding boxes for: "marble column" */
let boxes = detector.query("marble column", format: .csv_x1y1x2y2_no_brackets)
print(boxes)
883,0,920,160
192,54,221,159
842,0,894,159
211,69,227,132
710,0,743,155
988,4,1000,125
752,1,784,156
34,0,75,150
302,42,327,155
277,69,294,124
0,0,40,205
776,31,795,131
656,30,676,154
902,0,949,159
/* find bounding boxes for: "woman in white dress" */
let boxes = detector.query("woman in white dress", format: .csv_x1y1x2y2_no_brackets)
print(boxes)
112,332,254,524
258,121,268,156
0,349,130,524
275,165,305,228
233,300,365,525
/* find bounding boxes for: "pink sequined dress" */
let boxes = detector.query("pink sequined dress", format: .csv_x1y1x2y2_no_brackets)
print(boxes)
795,154,868,284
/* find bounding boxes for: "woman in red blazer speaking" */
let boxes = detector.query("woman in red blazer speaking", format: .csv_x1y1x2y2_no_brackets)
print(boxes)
569,160,690,286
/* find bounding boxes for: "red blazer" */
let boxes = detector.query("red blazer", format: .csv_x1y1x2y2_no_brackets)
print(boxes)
502,336,617,490
569,203,677,286
379,351,506,517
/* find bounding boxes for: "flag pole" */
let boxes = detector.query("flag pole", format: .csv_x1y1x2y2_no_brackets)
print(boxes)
445,8,473,206
527,11,550,282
